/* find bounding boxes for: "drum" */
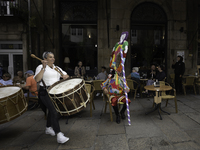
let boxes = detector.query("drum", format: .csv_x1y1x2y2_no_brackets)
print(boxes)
0,86,28,124
47,77,90,116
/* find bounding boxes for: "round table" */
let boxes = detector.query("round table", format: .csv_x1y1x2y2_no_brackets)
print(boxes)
144,85,172,120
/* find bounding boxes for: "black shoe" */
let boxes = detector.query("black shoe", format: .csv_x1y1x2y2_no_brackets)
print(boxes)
120,111,126,119
116,115,120,124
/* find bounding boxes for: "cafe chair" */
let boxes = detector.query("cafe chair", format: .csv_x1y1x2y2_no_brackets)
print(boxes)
85,84,95,117
103,93,113,122
92,80,104,97
182,76,197,95
197,65,200,75
159,81,178,113
27,91,39,110
169,74,175,87
126,79,139,100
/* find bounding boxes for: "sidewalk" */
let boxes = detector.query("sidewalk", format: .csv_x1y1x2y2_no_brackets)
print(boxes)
1,94,200,150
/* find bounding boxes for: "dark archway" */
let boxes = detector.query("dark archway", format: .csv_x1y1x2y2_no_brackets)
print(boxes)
130,2,167,76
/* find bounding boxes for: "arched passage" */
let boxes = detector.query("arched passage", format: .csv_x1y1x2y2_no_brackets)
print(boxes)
130,2,167,76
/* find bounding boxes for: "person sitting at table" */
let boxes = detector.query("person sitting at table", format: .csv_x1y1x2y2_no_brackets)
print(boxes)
74,61,86,78
156,65,166,81
147,64,157,80
127,67,140,80
13,70,26,85
21,70,38,98
0,73,13,86
97,66,107,80
127,67,140,97
143,65,158,95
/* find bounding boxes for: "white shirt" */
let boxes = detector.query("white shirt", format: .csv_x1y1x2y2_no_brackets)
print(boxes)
34,64,67,86
0,79,13,85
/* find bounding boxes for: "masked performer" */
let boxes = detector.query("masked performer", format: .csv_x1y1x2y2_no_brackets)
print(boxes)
34,51,69,144
101,32,131,124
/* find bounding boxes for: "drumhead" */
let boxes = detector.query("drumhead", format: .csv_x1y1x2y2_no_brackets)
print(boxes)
49,78,83,94
0,86,21,99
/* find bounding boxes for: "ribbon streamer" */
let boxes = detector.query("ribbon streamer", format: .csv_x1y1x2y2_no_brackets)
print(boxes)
120,48,131,126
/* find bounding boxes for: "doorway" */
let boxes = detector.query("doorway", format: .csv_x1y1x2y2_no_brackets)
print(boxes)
130,2,167,75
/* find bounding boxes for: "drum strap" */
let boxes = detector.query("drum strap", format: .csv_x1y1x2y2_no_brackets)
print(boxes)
56,66,62,74
41,79,47,89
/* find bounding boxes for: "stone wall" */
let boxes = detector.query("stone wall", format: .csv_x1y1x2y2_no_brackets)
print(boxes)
98,0,198,76
0,22,28,71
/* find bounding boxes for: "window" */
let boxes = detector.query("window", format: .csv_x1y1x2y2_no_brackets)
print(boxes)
0,0,18,16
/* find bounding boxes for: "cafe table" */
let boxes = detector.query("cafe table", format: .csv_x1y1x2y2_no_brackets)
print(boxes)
144,84,172,120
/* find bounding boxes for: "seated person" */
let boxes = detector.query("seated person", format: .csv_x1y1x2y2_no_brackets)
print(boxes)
127,67,140,79
127,67,140,97
147,64,157,80
97,66,107,80
21,70,38,97
146,64,157,86
0,73,13,86
156,65,166,81
13,71,26,85
101,69,131,124
74,61,86,78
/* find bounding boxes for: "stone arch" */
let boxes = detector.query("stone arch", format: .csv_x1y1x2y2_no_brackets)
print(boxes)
124,0,173,22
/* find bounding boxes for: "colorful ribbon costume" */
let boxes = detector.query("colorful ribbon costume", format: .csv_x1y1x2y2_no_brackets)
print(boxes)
101,31,131,125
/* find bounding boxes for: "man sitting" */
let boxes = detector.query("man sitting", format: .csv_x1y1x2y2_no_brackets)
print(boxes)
13,70,26,85
21,70,38,97
97,66,107,80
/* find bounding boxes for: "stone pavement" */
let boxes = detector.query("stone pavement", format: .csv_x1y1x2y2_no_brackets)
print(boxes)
1,94,200,150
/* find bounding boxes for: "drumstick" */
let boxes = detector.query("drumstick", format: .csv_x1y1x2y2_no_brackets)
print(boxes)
31,54,43,61
31,54,63,76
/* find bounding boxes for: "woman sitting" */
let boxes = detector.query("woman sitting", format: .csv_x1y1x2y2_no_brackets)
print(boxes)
0,73,13,86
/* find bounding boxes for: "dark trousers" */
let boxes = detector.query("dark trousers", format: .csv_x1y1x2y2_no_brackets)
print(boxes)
38,87,60,134
175,75,182,93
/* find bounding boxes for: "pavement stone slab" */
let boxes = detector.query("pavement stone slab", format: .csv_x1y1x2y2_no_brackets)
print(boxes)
184,112,200,124
173,141,200,150
10,131,43,146
152,116,192,143
128,136,174,150
29,134,59,150
125,111,163,139
98,114,125,136
58,119,99,149
94,134,129,150
185,129,200,146
169,113,200,130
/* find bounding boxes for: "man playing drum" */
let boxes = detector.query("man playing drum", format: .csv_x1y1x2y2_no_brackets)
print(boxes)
34,51,69,144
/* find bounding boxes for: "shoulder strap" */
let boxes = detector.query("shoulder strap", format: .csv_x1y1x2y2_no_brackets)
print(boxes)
41,79,46,88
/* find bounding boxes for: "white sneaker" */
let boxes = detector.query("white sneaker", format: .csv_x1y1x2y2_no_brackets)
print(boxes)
45,127,55,136
57,132,69,144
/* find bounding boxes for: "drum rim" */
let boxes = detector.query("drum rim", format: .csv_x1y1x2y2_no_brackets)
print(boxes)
47,77,84,95
0,85,22,101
